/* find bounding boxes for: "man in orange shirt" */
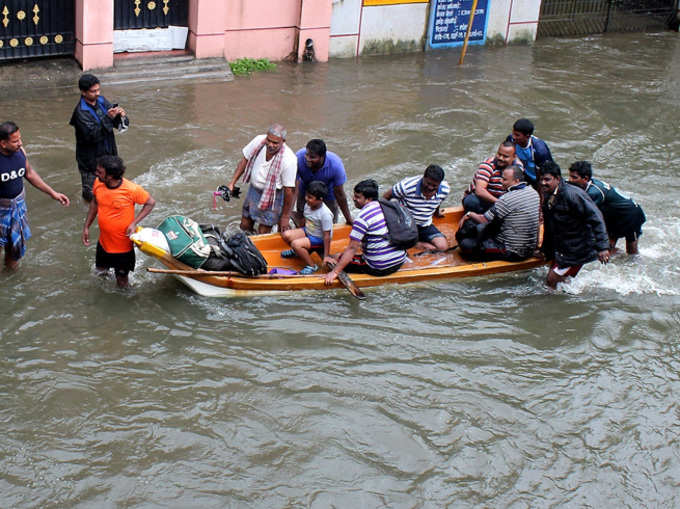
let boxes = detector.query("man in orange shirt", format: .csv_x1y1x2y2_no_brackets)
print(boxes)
82,155,155,287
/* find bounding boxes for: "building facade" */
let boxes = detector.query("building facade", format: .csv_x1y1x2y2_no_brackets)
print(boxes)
0,0,676,70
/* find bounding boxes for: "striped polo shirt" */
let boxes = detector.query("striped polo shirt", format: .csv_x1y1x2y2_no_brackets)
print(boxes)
484,183,540,258
350,200,407,270
466,156,523,198
391,176,450,227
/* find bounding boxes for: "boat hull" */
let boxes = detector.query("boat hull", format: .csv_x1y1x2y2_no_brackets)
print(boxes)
133,207,547,297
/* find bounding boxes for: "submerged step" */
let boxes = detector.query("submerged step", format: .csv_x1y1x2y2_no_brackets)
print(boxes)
104,70,234,86
95,56,234,85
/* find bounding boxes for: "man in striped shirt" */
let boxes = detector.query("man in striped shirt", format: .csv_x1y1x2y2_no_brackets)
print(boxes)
384,164,450,251
463,141,521,214
457,165,539,261
324,179,406,284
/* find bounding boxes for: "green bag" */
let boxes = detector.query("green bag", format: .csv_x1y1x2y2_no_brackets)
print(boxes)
157,215,211,268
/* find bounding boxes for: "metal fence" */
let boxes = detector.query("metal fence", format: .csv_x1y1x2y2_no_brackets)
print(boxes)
0,0,75,61
114,0,188,30
538,0,677,37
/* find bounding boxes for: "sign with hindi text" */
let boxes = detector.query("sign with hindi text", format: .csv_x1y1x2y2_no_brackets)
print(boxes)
427,0,489,49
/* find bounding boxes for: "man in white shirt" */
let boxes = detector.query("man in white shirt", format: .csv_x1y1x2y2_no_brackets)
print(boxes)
227,124,297,234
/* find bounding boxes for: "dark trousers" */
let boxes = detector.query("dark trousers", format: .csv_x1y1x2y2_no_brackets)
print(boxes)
459,237,522,262
462,193,493,214
456,219,522,262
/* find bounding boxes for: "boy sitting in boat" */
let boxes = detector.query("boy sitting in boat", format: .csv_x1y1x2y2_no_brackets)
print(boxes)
280,180,334,275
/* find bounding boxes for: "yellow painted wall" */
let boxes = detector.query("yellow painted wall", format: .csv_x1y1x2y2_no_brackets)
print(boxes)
363,0,428,5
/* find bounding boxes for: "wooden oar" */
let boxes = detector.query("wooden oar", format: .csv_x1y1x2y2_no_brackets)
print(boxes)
325,262,366,300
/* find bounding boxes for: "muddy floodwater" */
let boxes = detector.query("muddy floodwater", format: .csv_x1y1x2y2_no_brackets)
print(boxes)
2,32,680,507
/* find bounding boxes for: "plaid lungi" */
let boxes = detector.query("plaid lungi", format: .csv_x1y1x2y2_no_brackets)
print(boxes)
0,188,32,260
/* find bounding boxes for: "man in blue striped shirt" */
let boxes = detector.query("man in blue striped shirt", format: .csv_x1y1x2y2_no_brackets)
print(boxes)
383,165,450,251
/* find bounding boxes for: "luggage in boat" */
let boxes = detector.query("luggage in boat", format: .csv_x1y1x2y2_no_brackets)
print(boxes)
157,215,211,268
200,225,268,276
379,198,418,250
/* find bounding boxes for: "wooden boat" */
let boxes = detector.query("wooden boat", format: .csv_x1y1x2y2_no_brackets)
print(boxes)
132,206,546,297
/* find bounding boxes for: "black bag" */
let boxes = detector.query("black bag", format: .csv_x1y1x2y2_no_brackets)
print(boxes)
200,225,231,271
455,218,493,257
199,226,268,276
222,232,268,276
378,198,418,250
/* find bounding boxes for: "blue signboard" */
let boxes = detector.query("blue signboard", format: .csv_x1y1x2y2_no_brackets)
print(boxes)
427,0,489,49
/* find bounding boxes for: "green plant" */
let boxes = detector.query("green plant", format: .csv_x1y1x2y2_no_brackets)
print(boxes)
229,58,277,76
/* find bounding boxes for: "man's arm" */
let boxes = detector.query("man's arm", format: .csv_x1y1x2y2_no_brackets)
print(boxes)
321,229,333,264
294,180,306,226
107,105,127,125
126,196,156,237
23,155,70,206
473,178,498,204
540,205,554,261
323,239,361,285
82,198,98,246
330,156,353,225
577,192,610,262
227,157,248,191
535,138,553,164
457,210,489,229
278,186,296,232
334,185,353,225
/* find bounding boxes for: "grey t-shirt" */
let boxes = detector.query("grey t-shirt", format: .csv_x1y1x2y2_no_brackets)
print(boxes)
304,202,334,239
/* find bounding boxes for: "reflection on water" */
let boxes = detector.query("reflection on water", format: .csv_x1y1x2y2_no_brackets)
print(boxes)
2,32,680,507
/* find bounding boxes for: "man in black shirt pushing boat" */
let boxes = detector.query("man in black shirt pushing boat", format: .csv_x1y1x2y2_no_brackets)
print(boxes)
540,161,610,289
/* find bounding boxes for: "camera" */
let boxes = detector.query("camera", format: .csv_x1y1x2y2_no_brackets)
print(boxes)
217,185,240,201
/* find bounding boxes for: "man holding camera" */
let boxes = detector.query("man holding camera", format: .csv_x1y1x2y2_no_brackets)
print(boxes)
227,124,297,234
70,74,129,202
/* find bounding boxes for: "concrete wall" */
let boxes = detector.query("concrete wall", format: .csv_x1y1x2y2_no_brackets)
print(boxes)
75,0,543,69
486,0,541,45
77,0,332,70
197,0,332,63
330,0,430,58
330,0,543,59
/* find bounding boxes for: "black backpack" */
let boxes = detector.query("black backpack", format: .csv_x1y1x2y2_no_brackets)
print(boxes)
199,226,268,276
378,198,418,250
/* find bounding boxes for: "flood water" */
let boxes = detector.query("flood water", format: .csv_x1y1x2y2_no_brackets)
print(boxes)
2,31,680,507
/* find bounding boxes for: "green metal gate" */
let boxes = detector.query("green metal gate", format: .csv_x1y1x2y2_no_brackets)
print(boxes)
538,0,677,37
0,0,74,61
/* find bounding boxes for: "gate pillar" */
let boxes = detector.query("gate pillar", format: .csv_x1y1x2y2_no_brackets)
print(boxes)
188,0,226,58
75,0,114,70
